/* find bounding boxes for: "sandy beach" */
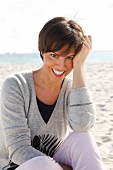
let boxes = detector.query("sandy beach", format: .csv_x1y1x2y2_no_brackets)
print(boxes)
0,62,113,170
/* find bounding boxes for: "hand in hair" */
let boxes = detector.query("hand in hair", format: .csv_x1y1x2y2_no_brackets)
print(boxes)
72,35,92,88
73,35,92,67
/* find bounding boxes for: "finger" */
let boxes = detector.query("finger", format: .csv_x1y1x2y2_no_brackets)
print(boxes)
84,35,92,45
83,35,92,48
87,35,92,48
88,35,92,44
82,37,89,48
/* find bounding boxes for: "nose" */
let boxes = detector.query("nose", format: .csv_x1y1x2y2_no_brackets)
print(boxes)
56,57,66,70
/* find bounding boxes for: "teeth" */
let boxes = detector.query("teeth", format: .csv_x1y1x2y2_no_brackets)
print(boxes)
52,69,64,75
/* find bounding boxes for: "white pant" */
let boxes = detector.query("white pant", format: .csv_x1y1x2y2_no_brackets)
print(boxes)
16,132,105,170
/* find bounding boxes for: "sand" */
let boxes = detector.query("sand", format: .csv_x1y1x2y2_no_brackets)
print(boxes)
0,62,113,170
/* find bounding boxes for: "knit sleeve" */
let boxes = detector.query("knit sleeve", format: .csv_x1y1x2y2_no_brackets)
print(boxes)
68,87,96,132
0,75,45,165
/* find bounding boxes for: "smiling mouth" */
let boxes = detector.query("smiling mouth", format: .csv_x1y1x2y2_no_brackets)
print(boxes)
52,69,65,76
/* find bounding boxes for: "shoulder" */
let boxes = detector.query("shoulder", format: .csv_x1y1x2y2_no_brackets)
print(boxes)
2,70,32,86
1,70,33,95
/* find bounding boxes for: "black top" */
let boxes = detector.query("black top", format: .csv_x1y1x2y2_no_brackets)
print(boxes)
36,97,57,123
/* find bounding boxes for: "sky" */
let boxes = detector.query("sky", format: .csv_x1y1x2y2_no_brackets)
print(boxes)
0,0,113,53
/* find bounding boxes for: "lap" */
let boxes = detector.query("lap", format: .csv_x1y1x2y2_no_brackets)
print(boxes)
16,131,105,170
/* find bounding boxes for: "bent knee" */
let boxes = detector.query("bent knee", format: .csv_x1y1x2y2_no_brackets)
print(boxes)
68,131,94,144
68,131,99,154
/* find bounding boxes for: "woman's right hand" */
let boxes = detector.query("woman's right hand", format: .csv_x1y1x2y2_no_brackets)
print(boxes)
59,162,72,170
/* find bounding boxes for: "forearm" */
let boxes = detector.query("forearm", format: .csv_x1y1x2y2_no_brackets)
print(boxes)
72,65,87,88
68,87,96,132
10,144,45,165
1,77,45,165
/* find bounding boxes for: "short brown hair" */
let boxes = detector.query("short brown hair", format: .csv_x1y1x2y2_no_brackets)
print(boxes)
38,17,84,59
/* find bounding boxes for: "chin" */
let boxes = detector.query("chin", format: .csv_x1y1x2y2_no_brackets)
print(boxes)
51,74,65,83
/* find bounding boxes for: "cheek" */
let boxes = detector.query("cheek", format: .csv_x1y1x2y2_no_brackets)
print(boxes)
43,57,54,67
66,61,73,71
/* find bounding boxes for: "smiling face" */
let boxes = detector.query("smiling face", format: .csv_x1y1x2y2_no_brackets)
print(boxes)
41,47,75,83
38,17,84,84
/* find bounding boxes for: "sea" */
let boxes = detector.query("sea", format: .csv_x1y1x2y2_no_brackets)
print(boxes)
0,50,113,65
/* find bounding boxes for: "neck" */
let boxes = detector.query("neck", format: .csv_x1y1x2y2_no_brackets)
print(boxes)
33,68,64,105
33,68,63,90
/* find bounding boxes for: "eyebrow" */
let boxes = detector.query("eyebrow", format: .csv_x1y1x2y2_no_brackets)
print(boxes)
52,52,75,57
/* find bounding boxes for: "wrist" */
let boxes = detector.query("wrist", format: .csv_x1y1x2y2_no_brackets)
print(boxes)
72,66,87,88
73,64,84,74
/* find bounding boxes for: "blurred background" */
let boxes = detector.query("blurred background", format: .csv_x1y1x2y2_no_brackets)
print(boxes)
0,0,113,53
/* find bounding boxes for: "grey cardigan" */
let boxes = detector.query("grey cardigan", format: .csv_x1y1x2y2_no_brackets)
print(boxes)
0,70,95,169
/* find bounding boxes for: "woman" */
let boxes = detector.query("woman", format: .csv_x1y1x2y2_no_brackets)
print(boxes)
0,17,105,170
